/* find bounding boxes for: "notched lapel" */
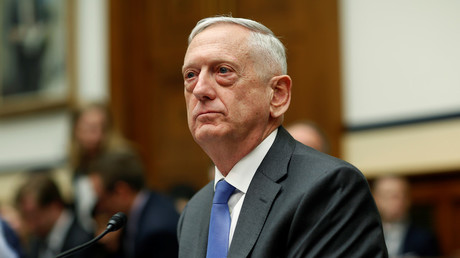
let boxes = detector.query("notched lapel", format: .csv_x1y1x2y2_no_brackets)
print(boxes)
196,183,214,257
227,127,294,257
179,182,214,258
228,172,281,257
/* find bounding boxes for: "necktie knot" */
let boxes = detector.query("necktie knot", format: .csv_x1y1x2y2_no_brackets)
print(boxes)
213,180,235,204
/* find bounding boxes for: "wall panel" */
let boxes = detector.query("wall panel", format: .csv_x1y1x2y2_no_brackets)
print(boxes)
109,0,342,191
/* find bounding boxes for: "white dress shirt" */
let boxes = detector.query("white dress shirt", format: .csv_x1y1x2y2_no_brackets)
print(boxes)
213,128,278,248
41,209,74,258
383,221,408,257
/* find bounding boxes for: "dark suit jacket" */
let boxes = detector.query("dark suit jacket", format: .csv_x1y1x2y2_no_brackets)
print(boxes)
400,224,440,257
123,191,179,258
1,218,24,258
178,126,388,257
29,212,93,258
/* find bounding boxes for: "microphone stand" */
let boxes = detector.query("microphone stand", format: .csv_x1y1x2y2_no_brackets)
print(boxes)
55,212,126,258
55,228,110,258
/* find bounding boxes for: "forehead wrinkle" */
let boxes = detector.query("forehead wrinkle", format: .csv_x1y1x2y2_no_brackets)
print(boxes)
183,24,262,83
184,42,249,73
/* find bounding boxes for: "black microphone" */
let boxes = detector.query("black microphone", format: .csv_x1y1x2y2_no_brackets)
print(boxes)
106,212,127,232
55,212,127,258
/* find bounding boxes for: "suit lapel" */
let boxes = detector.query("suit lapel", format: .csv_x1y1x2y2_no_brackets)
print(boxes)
228,127,294,257
228,172,281,257
195,182,214,257
179,181,214,258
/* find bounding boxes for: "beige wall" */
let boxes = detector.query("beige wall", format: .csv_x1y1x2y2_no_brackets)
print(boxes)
342,119,460,178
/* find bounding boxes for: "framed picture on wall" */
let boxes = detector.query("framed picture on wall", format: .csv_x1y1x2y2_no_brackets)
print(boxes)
0,0,74,116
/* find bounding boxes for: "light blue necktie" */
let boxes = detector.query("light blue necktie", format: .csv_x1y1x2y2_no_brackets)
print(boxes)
206,180,236,258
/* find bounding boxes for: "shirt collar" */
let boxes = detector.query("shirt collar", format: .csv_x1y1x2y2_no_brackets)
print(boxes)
47,209,74,252
214,128,278,193
128,190,149,228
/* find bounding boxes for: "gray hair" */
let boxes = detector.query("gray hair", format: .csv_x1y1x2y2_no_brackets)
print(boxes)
188,16,287,76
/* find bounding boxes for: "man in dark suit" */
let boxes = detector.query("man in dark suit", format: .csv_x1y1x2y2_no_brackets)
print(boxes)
178,16,388,257
89,150,179,258
373,175,440,257
15,173,93,258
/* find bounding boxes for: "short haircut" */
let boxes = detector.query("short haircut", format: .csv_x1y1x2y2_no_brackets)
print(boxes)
188,16,287,77
15,173,64,208
372,174,411,194
286,120,331,154
89,150,145,192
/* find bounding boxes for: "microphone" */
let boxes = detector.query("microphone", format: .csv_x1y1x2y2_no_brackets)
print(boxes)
55,212,127,258
106,212,127,232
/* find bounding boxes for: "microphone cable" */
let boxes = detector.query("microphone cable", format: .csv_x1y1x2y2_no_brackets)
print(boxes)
55,212,127,258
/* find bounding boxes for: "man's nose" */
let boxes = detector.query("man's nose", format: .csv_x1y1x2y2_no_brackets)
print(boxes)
193,72,216,101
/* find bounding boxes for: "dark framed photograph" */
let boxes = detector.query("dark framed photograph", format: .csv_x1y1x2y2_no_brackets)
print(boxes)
0,0,74,116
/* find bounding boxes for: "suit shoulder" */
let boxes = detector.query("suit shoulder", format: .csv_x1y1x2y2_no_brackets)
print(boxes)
142,191,179,229
290,142,363,179
184,182,213,209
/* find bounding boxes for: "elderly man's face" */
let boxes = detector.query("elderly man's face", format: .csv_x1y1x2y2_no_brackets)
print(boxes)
183,24,272,147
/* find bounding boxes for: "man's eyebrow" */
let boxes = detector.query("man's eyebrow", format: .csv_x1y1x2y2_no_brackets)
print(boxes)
181,64,192,73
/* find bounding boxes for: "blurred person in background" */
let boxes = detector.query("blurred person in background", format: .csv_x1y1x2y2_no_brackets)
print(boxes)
89,150,179,258
0,203,26,245
15,172,93,258
69,102,132,233
168,184,196,214
0,214,24,258
372,175,440,257
286,120,330,154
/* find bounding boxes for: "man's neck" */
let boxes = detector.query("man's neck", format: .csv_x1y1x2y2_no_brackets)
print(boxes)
208,125,279,176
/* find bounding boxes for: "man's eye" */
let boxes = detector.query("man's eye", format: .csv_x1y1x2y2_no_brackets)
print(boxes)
219,67,229,73
186,72,195,79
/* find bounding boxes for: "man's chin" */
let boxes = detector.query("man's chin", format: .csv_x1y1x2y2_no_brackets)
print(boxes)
193,125,225,143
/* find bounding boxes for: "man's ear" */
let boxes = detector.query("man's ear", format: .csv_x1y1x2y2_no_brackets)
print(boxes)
269,75,292,118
